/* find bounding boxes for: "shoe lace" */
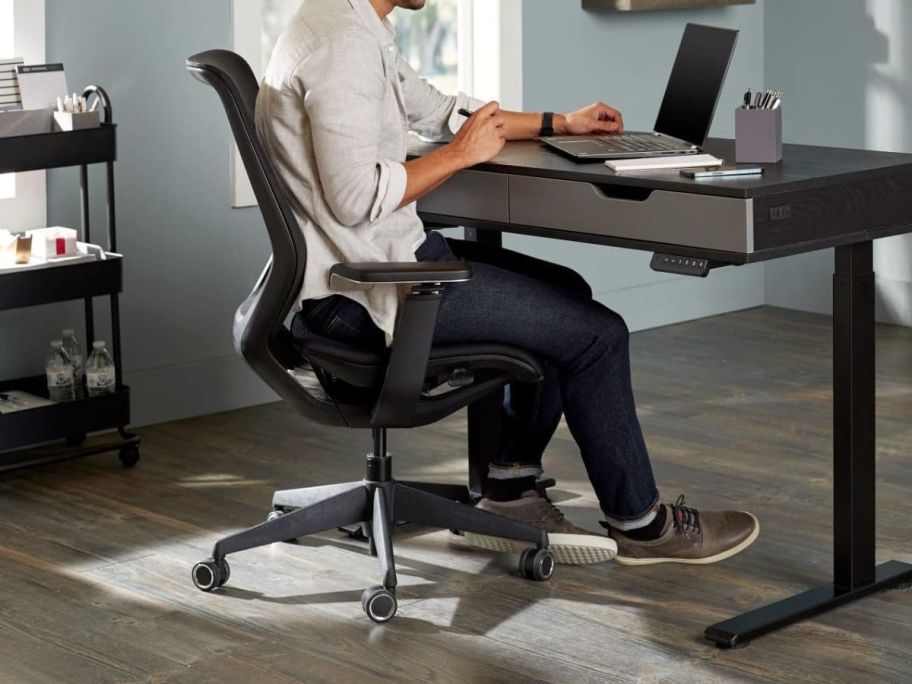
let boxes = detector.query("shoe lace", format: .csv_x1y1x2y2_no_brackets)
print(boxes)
670,495,701,536
538,492,567,524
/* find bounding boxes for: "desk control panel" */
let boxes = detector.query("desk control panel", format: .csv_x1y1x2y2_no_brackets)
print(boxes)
650,253,712,278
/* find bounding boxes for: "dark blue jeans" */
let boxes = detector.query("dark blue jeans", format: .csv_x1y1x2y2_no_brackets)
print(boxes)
293,233,659,521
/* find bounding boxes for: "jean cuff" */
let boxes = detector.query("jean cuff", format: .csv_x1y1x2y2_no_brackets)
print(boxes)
487,463,544,481
601,493,661,531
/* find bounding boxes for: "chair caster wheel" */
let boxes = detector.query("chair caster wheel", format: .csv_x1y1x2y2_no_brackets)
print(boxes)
362,586,397,623
339,524,369,542
519,548,555,582
266,509,299,543
192,558,230,592
119,444,140,469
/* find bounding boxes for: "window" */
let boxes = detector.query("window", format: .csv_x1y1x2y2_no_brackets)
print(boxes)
258,0,462,92
0,0,46,230
389,0,460,94
231,0,521,207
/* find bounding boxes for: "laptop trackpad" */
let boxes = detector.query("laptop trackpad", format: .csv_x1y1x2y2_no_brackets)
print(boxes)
552,139,610,156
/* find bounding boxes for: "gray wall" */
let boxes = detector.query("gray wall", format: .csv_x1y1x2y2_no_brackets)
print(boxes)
520,0,766,332
39,0,277,425
764,0,912,326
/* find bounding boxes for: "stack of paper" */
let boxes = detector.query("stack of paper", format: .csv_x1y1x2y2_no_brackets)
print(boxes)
0,58,24,111
605,154,724,174
17,63,69,111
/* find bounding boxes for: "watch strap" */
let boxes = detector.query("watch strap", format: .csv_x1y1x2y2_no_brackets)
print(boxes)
540,112,555,137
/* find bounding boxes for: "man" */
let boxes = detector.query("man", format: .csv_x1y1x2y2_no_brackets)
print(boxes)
257,0,759,566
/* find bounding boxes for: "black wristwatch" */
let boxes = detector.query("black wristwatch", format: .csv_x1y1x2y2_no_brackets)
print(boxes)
540,112,555,137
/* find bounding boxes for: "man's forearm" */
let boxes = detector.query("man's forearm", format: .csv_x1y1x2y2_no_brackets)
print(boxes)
398,145,466,209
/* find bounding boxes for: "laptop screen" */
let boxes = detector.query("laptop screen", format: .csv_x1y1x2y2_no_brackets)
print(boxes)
654,24,739,147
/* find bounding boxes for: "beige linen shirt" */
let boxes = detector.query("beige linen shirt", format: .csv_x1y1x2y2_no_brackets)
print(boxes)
256,0,482,343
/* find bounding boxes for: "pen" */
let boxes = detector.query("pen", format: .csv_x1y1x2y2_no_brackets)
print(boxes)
458,107,475,118
743,89,752,109
753,91,762,109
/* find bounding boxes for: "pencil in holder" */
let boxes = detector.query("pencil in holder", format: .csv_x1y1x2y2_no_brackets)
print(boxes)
735,107,782,164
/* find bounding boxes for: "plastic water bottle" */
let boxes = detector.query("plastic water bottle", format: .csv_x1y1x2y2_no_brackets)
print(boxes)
46,341,76,402
62,329,85,398
86,341,117,397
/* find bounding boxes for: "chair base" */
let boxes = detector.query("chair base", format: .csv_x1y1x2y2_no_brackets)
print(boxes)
191,438,553,622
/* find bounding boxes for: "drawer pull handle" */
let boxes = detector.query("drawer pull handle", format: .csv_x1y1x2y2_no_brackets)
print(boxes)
591,184,654,202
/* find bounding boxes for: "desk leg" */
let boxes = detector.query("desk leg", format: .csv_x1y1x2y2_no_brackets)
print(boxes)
465,227,504,499
705,241,912,648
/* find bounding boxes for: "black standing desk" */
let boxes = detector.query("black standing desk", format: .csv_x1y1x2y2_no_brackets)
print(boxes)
409,136,912,648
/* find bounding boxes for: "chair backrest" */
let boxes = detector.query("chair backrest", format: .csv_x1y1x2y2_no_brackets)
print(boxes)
186,49,346,425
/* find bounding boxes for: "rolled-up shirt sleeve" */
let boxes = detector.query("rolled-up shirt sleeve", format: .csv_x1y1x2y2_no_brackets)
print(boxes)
398,57,485,142
297,32,407,227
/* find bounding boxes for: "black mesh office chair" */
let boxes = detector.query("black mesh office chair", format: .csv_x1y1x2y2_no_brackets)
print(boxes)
185,50,554,622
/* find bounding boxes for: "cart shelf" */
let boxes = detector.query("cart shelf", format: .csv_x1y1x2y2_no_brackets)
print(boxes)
0,123,117,174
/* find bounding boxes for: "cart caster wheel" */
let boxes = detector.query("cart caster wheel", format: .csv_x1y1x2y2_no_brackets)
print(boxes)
66,433,87,448
192,558,230,592
519,548,555,582
362,586,397,623
119,445,140,469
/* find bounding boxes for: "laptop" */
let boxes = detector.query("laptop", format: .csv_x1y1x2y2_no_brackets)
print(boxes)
541,23,739,161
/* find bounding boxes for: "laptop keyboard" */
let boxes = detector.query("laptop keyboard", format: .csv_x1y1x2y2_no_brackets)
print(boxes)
598,134,689,152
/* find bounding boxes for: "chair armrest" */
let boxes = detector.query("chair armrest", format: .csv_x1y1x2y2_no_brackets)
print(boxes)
330,261,473,290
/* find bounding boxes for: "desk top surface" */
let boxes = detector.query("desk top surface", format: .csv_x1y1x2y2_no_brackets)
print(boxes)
408,136,912,199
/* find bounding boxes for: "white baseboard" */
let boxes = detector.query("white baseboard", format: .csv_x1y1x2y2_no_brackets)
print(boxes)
766,261,912,328
597,263,766,332
125,354,278,428
876,277,912,327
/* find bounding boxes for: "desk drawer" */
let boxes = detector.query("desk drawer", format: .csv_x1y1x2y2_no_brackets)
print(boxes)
417,170,509,223
510,176,754,253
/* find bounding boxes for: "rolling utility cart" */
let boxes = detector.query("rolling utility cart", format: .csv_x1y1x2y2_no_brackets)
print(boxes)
0,87,139,471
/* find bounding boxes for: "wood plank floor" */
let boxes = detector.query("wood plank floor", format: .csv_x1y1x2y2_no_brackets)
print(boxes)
1,306,910,683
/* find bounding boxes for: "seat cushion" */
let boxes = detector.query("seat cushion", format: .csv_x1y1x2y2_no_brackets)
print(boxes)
294,333,544,389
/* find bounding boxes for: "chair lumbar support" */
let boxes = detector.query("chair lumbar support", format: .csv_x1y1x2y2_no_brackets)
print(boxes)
191,427,554,623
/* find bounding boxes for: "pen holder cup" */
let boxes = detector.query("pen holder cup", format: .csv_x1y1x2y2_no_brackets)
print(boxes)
735,107,782,164
53,110,101,132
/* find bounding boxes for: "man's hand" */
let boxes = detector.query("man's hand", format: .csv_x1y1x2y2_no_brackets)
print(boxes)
399,101,505,209
447,100,506,168
559,102,624,136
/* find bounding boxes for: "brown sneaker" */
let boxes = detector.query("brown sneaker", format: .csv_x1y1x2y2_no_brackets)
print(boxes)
607,496,759,566
456,490,618,565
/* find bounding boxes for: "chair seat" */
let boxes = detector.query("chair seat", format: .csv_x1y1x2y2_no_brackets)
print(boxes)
294,332,545,389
